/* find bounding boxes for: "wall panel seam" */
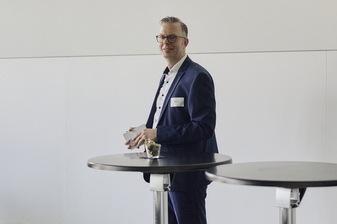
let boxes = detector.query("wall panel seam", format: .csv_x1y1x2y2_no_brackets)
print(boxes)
1,49,337,60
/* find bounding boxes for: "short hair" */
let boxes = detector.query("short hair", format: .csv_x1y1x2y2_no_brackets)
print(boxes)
160,16,188,37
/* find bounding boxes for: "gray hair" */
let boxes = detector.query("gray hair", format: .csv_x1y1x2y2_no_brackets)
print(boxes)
160,16,188,37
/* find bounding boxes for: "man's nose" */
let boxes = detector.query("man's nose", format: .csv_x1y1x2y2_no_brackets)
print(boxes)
162,37,170,44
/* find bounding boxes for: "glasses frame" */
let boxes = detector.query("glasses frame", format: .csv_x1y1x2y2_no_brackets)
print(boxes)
156,35,186,44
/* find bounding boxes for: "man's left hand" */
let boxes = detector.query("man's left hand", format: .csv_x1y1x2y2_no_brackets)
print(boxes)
132,128,157,149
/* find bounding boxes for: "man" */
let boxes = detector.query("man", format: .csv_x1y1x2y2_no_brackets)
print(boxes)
125,16,218,224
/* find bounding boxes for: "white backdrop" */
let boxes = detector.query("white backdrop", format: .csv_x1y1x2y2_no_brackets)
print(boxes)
1,0,337,58
1,0,337,224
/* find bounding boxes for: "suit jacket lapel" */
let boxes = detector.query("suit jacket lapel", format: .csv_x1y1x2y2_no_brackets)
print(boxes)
147,73,166,128
158,56,191,123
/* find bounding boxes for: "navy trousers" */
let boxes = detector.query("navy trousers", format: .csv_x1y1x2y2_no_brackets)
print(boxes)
168,186,208,224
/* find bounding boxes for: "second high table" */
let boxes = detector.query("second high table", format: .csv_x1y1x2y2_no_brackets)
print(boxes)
205,161,337,224
88,151,232,224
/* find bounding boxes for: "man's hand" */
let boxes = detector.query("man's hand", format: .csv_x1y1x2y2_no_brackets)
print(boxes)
124,127,135,149
124,127,157,149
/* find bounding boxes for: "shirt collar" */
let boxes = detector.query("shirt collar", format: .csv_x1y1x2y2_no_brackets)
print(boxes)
163,55,187,74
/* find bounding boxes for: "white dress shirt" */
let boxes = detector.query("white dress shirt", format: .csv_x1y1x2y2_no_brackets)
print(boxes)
152,55,187,129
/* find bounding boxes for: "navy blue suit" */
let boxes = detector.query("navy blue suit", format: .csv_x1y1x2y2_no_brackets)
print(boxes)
145,56,218,223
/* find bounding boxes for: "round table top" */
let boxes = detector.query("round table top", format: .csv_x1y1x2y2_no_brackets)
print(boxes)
88,152,232,174
205,161,337,188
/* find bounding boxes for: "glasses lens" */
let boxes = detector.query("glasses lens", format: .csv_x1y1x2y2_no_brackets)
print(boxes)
168,35,177,43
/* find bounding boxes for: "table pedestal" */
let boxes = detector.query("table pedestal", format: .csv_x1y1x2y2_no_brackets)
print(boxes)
276,188,304,224
150,174,171,224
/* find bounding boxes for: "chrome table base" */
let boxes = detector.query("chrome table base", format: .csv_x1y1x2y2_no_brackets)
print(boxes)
276,188,304,224
150,174,171,224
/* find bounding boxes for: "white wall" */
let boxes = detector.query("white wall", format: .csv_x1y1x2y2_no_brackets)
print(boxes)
1,0,337,223
1,0,337,58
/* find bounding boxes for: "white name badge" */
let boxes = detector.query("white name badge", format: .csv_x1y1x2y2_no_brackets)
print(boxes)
171,97,184,107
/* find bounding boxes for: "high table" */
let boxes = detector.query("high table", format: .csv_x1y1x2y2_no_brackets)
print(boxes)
88,151,232,224
205,161,337,224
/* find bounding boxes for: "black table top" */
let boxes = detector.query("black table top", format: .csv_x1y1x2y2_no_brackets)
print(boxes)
88,152,232,174
206,161,337,188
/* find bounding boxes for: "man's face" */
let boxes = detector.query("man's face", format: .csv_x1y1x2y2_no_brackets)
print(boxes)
159,22,188,68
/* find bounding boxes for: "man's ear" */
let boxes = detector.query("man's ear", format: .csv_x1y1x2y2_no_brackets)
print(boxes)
184,38,189,48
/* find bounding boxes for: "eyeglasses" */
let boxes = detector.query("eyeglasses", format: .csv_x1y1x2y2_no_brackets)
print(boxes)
156,35,186,44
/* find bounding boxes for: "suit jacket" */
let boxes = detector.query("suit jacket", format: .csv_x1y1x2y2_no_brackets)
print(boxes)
145,56,218,191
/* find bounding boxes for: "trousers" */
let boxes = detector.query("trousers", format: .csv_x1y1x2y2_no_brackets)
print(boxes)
168,186,207,224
